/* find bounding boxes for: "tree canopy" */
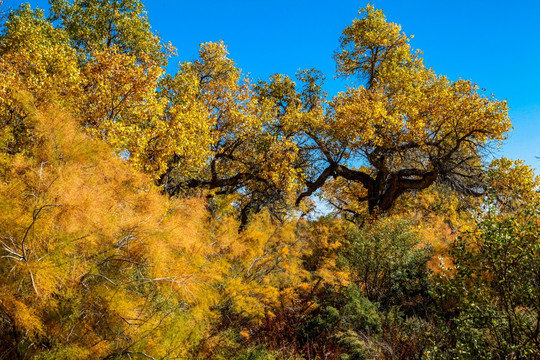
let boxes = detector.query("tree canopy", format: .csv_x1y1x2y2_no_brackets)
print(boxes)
295,5,511,216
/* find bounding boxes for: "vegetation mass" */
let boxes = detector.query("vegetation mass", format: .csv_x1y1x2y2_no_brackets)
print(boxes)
0,1,538,359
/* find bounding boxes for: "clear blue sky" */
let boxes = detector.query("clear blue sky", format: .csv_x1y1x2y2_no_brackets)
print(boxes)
17,0,540,170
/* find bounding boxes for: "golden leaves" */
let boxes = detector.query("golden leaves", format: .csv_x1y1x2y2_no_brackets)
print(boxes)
79,48,165,129
0,3,532,359
0,106,214,357
335,4,412,83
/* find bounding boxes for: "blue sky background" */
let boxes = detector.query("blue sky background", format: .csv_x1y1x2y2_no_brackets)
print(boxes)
15,0,540,170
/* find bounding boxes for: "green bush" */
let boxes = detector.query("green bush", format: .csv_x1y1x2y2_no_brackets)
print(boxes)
341,285,382,335
434,207,540,359
339,218,434,315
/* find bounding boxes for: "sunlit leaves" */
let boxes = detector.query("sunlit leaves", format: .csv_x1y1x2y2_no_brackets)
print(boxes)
335,4,412,87
0,2,536,359
0,5,80,154
49,0,170,65
297,4,512,216
0,106,216,358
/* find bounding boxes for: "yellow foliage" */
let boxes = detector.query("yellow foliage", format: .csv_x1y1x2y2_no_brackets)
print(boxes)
0,104,216,358
3,297,44,338
0,3,533,359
